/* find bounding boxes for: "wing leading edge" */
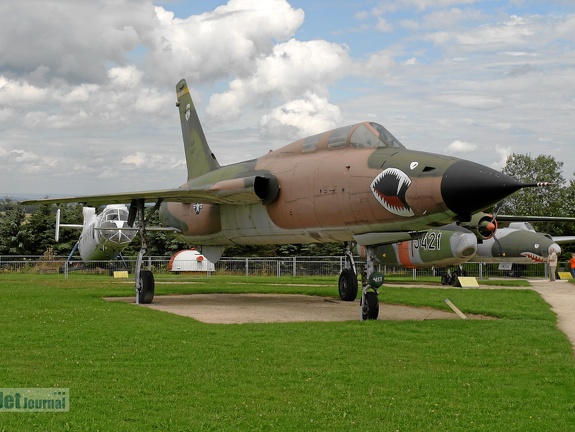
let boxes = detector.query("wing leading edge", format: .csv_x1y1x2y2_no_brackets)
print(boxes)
22,174,280,207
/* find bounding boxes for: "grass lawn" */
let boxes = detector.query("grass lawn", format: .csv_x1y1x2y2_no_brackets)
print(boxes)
0,274,574,431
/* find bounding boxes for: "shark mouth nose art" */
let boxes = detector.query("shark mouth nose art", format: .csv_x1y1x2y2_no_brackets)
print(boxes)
520,252,545,263
370,168,415,217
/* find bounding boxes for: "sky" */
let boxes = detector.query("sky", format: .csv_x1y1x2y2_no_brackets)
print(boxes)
1,0,574,198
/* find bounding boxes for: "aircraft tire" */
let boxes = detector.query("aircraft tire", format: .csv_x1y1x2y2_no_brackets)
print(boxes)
361,291,379,320
441,274,450,285
138,270,155,304
338,269,358,301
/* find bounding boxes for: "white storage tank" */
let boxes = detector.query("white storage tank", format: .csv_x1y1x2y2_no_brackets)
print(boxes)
168,249,215,273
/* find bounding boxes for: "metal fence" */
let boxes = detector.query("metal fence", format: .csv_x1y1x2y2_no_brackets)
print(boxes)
0,255,555,279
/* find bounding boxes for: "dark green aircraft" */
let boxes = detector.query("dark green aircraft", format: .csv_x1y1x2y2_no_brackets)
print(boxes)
375,213,575,282
23,79,546,319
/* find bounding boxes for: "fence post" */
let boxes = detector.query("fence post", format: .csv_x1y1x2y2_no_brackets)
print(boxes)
245,258,249,277
293,256,296,277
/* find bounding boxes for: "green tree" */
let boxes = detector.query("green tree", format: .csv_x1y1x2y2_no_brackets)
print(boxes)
0,198,27,255
499,153,575,261
501,153,566,234
22,203,58,255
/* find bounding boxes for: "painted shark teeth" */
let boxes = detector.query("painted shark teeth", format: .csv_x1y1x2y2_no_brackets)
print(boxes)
370,167,415,217
520,252,545,263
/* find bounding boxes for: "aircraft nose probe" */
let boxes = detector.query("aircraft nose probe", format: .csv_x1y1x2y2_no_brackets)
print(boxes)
440,160,550,219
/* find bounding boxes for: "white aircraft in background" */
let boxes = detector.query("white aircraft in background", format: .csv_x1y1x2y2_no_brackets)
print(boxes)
57,204,136,262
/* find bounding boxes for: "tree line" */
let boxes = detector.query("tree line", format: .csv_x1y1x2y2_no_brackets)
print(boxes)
2,153,575,259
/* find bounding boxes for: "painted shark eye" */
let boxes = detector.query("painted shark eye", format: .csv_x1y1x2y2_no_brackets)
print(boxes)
370,168,415,217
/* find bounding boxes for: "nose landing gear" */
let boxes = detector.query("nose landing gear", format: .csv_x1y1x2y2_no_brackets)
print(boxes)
339,242,383,320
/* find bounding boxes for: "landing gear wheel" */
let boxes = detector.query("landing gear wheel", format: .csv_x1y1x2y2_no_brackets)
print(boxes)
338,269,358,301
137,270,155,304
361,291,379,320
441,274,451,286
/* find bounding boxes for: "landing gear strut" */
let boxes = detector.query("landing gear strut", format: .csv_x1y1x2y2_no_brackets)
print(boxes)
338,243,383,320
440,265,467,286
131,199,162,304
360,246,383,320
338,242,358,301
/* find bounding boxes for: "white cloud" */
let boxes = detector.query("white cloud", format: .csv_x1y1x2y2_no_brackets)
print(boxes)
0,1,574,196
0,0,154,84
374,0,478,14
122,152,147,167
455,15,533,47
108,66,143,89
121,151,183,171
491,144,513,171
145,1,304,86
445,140,477,154
259,93,342,140
375,17,393,32
0,77,48,106
357,51,398,78
205,39,350,123
428,92,506,110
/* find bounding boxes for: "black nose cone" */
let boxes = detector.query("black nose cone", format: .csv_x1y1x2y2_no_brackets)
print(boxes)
441,160,524,216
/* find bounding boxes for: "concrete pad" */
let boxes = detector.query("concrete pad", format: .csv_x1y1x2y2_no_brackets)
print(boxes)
106,293,489,324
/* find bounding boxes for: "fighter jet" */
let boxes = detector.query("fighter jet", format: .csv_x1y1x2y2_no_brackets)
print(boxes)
23,78,545,319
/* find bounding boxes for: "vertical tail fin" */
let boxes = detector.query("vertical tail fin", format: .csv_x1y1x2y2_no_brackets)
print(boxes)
176,79,220,181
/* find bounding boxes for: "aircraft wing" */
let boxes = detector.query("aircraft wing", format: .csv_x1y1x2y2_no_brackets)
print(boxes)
22,175,278,206
497,215,575,223
552,236,575,244
353,231,425,246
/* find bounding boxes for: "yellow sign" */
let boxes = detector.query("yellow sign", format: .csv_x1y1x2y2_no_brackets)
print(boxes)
454,276,479,288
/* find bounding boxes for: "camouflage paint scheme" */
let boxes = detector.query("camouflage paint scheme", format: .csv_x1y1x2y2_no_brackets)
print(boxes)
156,80,528,253
374,225,477,269
375,219,575,269
23,79,530,261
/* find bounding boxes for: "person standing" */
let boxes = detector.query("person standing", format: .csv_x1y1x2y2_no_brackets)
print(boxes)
569,253,575,279
548,247,558,281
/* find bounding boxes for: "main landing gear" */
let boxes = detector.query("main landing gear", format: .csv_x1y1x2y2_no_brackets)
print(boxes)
338,242,384,320
440,266,467,286
129,199,161,304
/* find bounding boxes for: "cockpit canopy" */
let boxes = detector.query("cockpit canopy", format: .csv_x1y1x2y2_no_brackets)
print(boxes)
98,206,135,244
302,122,405,153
